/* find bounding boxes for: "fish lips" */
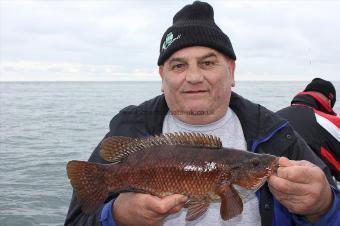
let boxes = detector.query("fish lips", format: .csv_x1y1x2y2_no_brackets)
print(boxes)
237,156,279,190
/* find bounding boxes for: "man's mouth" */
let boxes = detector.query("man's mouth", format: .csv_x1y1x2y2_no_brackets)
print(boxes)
183,90,208,94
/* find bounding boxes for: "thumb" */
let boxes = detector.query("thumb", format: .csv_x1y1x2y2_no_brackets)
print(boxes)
278,157,294,167
161,194,188,209
148,194,188,214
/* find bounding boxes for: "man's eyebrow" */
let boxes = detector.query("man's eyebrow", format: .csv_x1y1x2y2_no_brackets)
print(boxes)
167,52,218,64
168,57,186,64
198,52,217,60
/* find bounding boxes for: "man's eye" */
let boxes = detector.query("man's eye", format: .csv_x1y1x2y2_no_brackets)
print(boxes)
201,61,215,67
171,64,185,70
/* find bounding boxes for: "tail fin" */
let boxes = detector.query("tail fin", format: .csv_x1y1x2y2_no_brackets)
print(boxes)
67,160,109,213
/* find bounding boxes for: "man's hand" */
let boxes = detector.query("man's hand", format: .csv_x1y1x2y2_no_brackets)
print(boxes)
112,192,188,226
268,157,333,222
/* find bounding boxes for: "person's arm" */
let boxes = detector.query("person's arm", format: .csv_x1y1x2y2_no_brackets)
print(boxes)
64,191,106,226
268,157,335,222
64,139,113,226
292,187,340,226
100,200,115,226
267,128,339,224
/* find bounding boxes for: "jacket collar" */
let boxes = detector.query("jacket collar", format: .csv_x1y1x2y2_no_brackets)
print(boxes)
291,92,336,115
228,92,288,151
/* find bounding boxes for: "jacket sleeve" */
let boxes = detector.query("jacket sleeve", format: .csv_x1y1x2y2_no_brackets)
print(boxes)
287,131,339,225
64,191,104,226
292,187,340,226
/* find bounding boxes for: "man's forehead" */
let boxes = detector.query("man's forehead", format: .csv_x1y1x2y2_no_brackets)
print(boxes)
167,46,222,62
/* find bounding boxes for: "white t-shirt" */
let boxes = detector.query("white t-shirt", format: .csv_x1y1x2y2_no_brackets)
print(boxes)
162,108,261,226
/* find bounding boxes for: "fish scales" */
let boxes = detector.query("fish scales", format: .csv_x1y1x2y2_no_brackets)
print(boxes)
107,145,223,197
67,133,279,221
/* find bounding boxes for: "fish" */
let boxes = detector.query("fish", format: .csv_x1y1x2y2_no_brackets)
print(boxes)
66,132,279,221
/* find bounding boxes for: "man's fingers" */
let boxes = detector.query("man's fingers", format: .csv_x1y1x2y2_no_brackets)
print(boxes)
294,160,316,167
276,164,321,184
159,194,188,214
278,157,316,168
278,157,294,167
168,203,186,214
146,194,188,215
268,174,309,196
277,166,308,183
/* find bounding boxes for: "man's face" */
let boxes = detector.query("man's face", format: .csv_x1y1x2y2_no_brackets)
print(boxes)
159,46,235,124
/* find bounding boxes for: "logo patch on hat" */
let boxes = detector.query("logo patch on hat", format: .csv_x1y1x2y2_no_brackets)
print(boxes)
162,32,181,51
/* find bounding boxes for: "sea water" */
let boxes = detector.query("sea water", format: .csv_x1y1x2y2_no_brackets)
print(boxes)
0,81,339,226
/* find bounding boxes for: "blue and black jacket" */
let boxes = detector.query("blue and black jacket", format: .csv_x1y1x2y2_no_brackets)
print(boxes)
65,92,339,226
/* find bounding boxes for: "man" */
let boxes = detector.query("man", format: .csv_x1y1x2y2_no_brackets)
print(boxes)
65,1,339,226
277,78,339,181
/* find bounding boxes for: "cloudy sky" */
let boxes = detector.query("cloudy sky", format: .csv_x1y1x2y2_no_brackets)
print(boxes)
1,0,339,81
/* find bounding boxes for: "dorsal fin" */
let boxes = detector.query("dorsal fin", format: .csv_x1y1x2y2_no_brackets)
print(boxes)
100,132,222,163
100,136,135,163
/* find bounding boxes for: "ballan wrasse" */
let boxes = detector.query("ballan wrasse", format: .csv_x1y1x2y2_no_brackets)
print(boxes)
67,132,279,221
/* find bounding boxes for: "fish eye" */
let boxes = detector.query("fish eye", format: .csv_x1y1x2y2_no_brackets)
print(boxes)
250,158,260,167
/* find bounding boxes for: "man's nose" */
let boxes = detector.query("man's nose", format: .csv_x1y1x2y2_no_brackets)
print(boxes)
185,66,203,83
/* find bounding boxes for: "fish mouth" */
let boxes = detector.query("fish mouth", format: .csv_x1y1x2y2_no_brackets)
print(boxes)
250,158,279,190
263,158,279,177
250,177,268,191
249,172,272,190
269,157,280,173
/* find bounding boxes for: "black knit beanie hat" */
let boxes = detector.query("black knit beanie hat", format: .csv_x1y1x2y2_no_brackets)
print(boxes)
304,77,336,107
157,1,236,66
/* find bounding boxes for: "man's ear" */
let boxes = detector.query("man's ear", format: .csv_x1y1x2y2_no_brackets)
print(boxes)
228,60,236,86
159,66,164,92
159,66,164,79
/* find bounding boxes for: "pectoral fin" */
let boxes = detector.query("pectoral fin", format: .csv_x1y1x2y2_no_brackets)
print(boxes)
217,183,243,220
185,198,210,221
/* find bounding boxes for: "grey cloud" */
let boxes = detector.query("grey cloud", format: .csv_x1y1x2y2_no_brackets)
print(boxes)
1,0,339,81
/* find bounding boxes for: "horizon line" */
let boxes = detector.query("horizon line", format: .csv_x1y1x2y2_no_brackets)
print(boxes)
1,80,339,82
